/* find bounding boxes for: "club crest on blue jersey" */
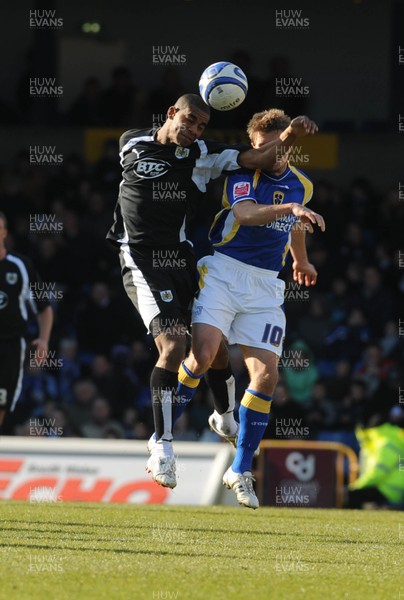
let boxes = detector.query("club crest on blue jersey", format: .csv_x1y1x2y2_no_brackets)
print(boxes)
175,147,190,159
160,290,173,302
273,191,285,204
6,273,18,285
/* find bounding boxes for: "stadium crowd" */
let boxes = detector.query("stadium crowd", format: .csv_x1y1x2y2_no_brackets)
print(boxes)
1,69,402,453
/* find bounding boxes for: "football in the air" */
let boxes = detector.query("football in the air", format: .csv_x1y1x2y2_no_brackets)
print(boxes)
199,61,248,111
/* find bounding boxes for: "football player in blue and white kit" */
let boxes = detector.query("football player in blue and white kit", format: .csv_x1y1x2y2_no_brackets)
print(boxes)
108,92,319,490
178,109,325,508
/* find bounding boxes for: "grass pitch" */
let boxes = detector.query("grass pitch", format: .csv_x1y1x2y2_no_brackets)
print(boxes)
0,502,402,600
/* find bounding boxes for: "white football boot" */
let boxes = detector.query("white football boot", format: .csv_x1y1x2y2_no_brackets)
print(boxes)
146,436,176,489
222,467,259,509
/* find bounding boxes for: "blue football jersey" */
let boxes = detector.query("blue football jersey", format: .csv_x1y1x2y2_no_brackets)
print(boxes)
209,165,313,271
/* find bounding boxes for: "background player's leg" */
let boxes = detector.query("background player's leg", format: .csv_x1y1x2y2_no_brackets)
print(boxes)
0,338,25,432
205,339,237,434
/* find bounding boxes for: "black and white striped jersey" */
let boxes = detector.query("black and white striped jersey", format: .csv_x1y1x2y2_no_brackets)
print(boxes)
106,128,249,247
0,253,50,340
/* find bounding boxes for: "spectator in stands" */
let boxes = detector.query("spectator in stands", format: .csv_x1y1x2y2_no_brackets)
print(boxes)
325,360,352,400
306,381,338,435
380,320,400,359
173,412,198,441
356,267,394,337
297,297,330,357
81,396,124,438
325,308,371,363
145,67,186,127
89,354,139,419
57,338,81,402
354,344,396,397
261,55,309,119
338,222,371,264
66,379,98,434
93,139,122,194
327,278,350,325
68,77,103,126
283,340,319,406
266,382,307,440
77,282,128,355
100,66,138,126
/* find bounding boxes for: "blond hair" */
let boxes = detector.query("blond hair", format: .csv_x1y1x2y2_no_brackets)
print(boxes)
247,108,291,143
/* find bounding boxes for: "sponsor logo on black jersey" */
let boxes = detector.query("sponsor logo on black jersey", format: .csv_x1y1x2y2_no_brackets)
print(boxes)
0,291,9,309
133,159,171,179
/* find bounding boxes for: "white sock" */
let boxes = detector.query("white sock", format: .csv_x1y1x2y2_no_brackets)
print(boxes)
154,439,174,457
214,409,238,435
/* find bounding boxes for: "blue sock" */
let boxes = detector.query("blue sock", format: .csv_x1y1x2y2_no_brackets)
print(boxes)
232,389,272,474
174,361,203,423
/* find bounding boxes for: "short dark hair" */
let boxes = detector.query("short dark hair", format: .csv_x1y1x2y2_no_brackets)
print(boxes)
0,211,8,228
174,93,210,117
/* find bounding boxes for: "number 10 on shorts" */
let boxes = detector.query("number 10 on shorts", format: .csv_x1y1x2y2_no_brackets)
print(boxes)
261,323,283,346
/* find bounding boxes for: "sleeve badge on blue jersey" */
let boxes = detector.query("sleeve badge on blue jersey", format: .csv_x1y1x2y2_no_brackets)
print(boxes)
233,181,251,198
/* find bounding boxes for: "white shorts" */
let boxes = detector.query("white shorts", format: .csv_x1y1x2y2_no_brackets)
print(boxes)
192,252,286,356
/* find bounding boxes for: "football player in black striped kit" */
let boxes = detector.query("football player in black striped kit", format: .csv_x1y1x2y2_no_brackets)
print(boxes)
107,93,318,488
0,212,53,430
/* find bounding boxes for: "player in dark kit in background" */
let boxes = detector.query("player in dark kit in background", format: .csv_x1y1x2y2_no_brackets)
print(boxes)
0,212,53,429
107,93,318,488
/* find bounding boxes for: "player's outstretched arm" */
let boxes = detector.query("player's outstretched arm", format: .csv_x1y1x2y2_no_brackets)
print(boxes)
233,201,325,230
237,116,318,171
